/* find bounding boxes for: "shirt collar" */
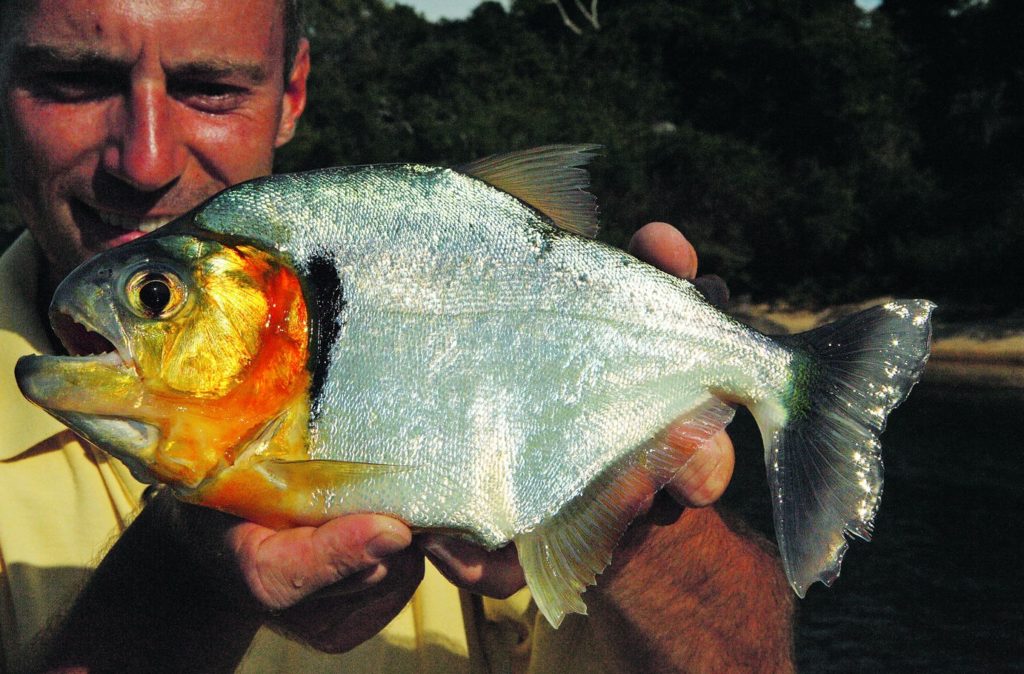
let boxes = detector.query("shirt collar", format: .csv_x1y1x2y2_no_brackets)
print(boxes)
0,232,68,459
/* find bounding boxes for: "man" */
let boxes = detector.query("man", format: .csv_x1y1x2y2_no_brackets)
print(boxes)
0,0,794,671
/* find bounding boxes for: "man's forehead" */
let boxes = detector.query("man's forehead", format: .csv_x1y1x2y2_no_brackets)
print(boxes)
2,0,287,59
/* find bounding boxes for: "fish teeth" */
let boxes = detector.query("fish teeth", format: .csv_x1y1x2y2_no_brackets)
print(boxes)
97,210,176,233
93,350,126,367
57,308,136,372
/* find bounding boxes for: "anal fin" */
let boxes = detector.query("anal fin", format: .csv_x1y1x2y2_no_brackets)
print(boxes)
516,396,735,628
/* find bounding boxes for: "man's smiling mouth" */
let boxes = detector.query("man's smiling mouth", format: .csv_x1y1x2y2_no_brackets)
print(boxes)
75,200,179,234
96,210,177,233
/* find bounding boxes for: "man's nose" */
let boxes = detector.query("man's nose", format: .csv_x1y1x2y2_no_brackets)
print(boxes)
103,83,187,192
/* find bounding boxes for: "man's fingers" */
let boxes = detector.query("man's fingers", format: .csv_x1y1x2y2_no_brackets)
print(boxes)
272,549,424,654
692,273,730,308
628,222,735,507
228,515,412,610
419,535,526,599
630,222,731,308
628,221,699,280
665,430,736,507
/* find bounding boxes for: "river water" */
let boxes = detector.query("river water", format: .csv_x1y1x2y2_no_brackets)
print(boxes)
720,382,1024,671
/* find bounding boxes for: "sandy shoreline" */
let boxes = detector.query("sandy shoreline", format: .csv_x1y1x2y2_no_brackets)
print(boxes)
731,298,1024,388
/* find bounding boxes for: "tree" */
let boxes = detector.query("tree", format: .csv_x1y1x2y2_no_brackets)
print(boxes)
880,0,1024,308
547,0,601,34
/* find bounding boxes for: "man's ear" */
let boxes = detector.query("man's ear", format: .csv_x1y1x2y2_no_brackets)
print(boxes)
275,37,310,148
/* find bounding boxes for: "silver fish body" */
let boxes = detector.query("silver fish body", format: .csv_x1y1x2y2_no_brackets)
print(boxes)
204,163,778,537
17,146,934,627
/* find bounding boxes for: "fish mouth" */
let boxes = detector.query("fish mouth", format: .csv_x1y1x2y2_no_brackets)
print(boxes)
49,308,135,371
17,299,143,416
15,307,157,473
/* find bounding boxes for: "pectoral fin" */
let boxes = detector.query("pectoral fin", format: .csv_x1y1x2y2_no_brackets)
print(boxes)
193,459,411,529
259,458,411,489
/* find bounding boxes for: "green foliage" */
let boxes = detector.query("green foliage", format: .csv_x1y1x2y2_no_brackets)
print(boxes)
277,0,942,305
878,0,1024,309
3,0,1018,309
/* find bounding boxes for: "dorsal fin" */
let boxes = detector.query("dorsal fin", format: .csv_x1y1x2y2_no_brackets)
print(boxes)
456,145,601,238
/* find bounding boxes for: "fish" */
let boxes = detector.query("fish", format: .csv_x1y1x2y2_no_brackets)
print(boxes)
15,145,934,627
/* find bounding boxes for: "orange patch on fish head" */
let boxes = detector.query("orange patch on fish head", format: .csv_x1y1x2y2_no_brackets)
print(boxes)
122,240,312,488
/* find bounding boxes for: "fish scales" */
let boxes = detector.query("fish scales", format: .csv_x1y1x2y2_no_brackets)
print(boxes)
202,164,791,543
15,145,934,628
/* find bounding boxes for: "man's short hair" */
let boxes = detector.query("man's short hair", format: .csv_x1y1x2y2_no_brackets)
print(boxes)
1,0,306,84
283,0,306,81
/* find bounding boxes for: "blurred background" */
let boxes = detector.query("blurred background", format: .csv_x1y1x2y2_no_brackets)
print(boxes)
2,0,1020,670
3,0,1023,311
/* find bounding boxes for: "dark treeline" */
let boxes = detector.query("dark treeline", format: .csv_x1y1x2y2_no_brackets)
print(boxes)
3,0,1021,310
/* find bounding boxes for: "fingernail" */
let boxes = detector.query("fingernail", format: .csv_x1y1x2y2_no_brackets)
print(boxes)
366,524,410,559
419,536,453,564
418,537,466,587
693,274,730,308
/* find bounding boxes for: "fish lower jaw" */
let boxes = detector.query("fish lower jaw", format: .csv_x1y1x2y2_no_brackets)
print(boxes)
63,349,139,378
39,409,161,485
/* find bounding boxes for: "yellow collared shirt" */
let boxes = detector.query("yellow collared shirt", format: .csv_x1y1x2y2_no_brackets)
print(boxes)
0,233,150,672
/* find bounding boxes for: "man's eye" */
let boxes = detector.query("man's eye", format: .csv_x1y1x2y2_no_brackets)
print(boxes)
170,81,247,114
28,72,120,102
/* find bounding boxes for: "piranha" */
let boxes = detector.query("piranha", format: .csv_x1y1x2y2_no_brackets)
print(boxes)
16,146,933,627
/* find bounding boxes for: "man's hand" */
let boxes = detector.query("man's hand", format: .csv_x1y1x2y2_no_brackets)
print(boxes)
420,221,737,596
626,222,735,508
179,502,422,654
227,515,422,652
226,515,412,610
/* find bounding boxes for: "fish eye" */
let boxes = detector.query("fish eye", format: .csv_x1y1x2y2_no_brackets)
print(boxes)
140,277,171,313
125,270,187,319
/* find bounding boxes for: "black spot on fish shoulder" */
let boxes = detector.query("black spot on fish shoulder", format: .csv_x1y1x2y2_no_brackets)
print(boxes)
304,254,345,423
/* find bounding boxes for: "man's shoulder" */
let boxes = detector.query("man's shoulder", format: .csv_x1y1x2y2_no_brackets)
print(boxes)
0,230,41,320
0,231,69,458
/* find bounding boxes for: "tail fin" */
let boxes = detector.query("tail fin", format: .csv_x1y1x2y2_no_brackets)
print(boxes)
749,300,935,597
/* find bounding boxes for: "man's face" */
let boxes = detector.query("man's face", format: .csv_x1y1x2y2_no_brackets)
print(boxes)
1,0,309,285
